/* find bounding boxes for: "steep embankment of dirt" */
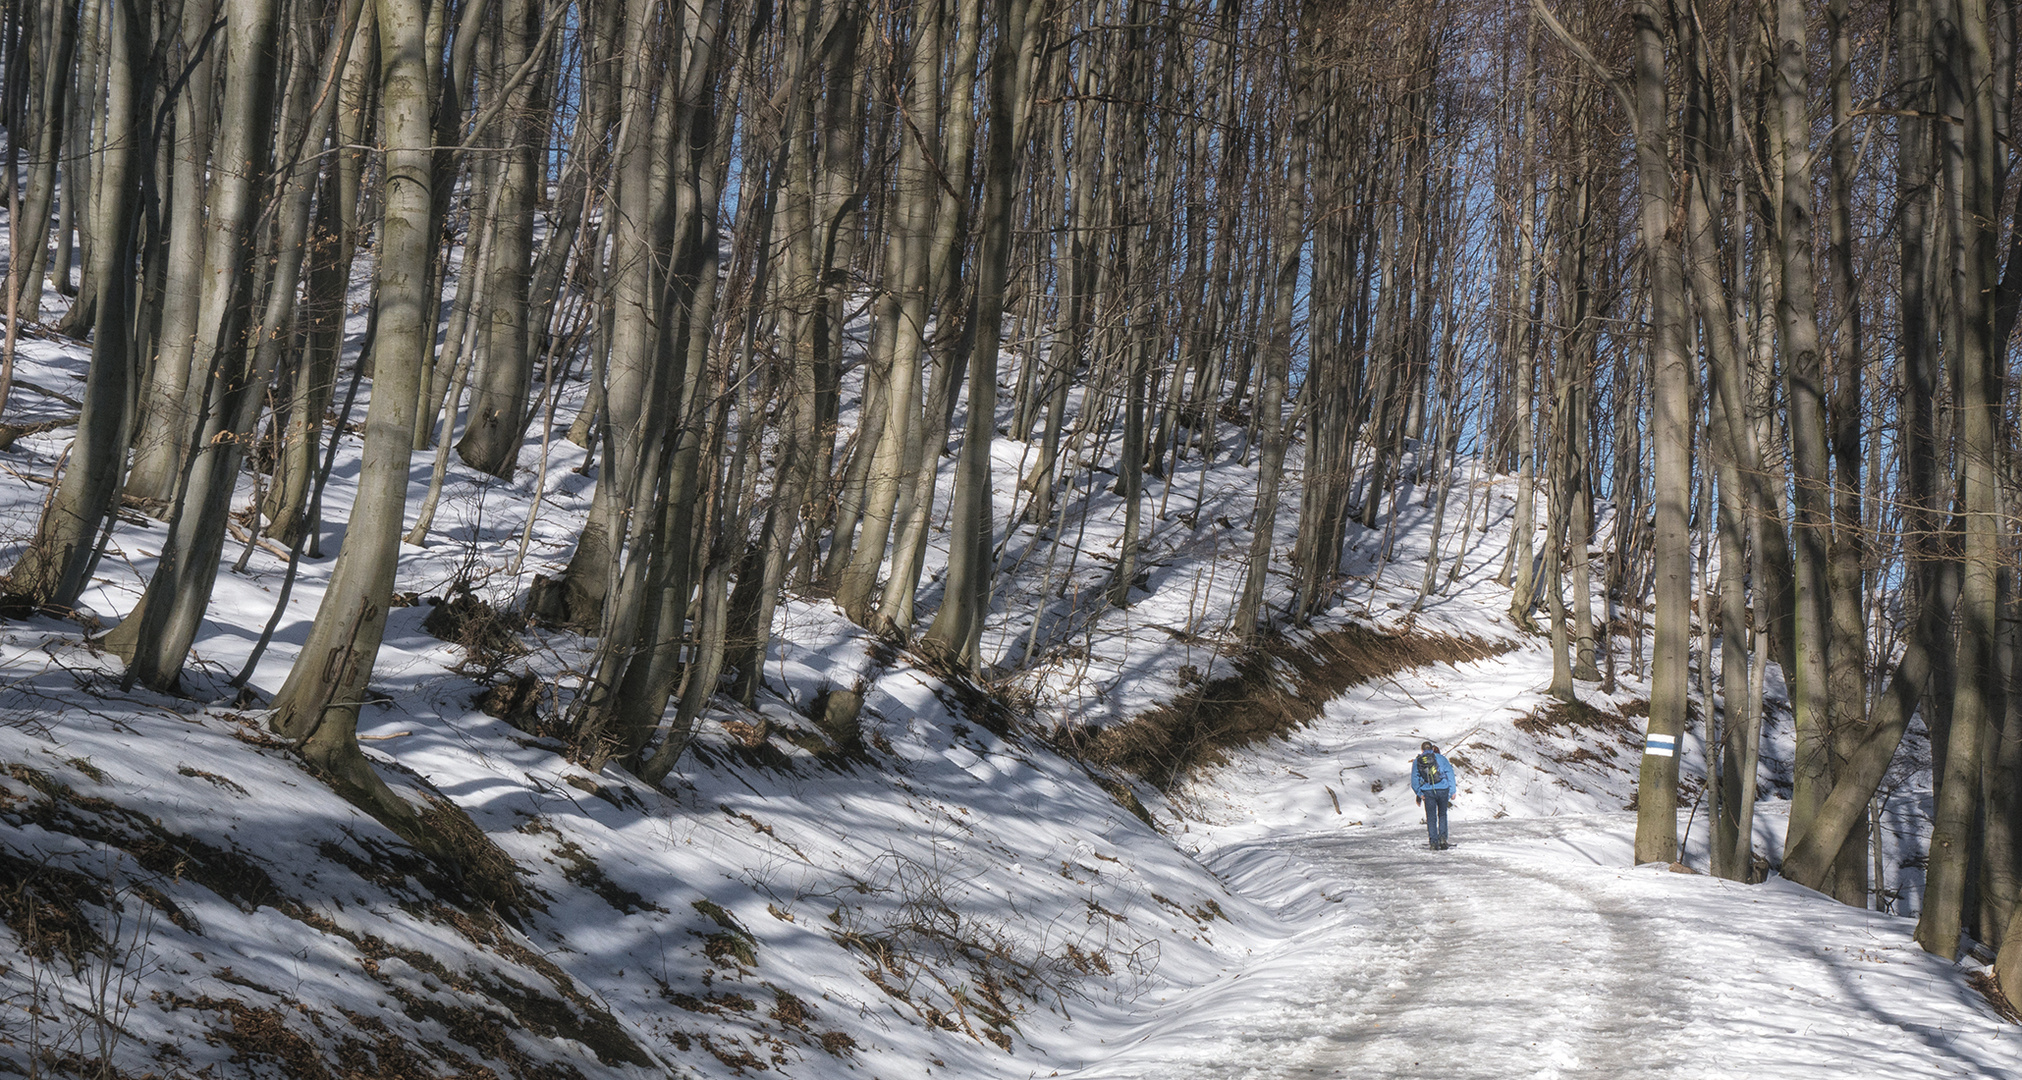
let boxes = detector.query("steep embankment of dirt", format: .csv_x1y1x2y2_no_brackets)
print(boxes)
1070,621,1514,789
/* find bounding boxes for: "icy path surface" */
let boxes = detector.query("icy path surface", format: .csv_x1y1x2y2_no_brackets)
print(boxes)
1061,815,2017,1079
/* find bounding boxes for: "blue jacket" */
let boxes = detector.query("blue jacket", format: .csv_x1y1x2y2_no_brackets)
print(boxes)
1409,751,1455,798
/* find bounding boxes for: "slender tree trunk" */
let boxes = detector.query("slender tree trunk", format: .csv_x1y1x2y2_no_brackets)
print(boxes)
11,0,76,315
267,7,375,544
583,0,728,768
1681,1,1761,882
1235,19,1304,639
921,0,1038,669
455,0,543,478
1503,47,1543,619
269,0,453,855
124,0,218,505
874,0,983,635
1631,0,1690,866
1919,0,2000,962
546,0,671,632
834,0,941,626
1823,0,1870,906
2,0,145,612
111,0,303,691
1774,0,1837,875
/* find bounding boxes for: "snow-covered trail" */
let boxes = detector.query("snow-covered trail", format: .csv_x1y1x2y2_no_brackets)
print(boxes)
1059,816,2016,1080
1225,826,1675,1080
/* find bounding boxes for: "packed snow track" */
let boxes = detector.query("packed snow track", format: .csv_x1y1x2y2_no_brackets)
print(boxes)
1060,817,2016,1080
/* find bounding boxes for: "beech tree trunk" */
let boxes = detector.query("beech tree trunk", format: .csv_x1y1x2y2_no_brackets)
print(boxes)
2,0,145,612
1630,0,1690,867
922,0,1039,670
269,0,445,845
110,0,297,691
1919,0,2001,963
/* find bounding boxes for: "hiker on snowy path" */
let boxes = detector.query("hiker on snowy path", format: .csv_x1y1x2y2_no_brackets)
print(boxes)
1410,741,1456,849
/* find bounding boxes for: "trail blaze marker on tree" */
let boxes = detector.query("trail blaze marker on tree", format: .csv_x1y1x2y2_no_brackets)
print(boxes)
1644,734,1676,758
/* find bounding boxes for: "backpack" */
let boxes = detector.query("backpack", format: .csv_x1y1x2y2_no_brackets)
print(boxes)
1415,753,1441,788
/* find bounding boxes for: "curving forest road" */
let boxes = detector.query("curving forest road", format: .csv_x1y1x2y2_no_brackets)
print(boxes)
1057,817,2017,1080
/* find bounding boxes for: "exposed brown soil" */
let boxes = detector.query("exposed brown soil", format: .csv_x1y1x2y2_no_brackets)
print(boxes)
1514,697,1637,737
1069,624,1512,789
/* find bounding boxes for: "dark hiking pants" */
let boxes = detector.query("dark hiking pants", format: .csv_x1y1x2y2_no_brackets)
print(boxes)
1423,791,1450,847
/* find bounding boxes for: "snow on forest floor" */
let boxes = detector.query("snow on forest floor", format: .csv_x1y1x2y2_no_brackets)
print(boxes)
0,271,2013,1079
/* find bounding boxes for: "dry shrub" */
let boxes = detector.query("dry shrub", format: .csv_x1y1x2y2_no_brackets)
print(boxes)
820,850,1058,1051
423,582,527,676
1968,971,2022,1025
1078,625,1510,789
428,911,653,1070
694,899,759,971
335,1009,487,1080
344,908,648,1073
767,986,812,1028
912,646,1020,737
696,1033,766,1073
1091,775,1155,828
721,718,773,749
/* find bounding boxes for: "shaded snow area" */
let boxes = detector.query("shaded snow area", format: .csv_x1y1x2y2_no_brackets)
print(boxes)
0,281,2016,1078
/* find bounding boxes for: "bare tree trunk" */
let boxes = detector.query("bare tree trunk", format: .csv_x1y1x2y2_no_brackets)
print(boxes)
50,0,101,341
1773,0,1837,877
1235,15,1304,639
579,0,728,768
921,0,1039,670
1503,41,1543,621
267,6,375,544
726,0,829,700
1784,0,1948,893
1631,0,1690,866
268,0,469,872
455,0,544,478
874,0,983,636
834,0,942,625
1681,0,1760,882
10,0,76,315
110,0,302,691
124,0,218,505
1017,49,1100,525
545,0,671,632
1823,0,1871,907
2,0,144,612
1920,0,2000,962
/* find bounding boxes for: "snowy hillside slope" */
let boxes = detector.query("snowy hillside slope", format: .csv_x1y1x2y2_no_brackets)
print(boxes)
0,281,2012,1079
